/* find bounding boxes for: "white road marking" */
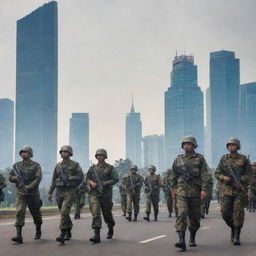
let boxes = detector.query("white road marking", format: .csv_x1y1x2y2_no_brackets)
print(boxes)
200,226,211,230
139,235,166,244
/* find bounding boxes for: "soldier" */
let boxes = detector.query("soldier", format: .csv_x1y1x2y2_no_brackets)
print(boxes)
9,146,43,244
119,174,128,217
171,136,209,251
48,145,84,244
74,182,88,219
162,169,174,217
126,165,143,222
86,149,119,244
247,162,256,212
201,173,213,218
0,172,6,205
143,165,161,222
215,138,254,246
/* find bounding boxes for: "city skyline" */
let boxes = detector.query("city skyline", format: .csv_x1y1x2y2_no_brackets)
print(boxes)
0,0,256,164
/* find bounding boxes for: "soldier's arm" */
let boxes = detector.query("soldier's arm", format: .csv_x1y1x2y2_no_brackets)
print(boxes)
244,158,254,186
0,174,6,189
104,166,119,186
25,164,42,190
72,164,84,186
200,157,210,192
215,157,226,181
170,159,178,190
48,166,57,195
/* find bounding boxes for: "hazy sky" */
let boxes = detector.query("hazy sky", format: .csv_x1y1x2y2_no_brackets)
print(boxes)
0,0,256,164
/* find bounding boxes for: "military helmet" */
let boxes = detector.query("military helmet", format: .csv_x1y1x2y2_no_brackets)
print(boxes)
59,145,73,156
95,148,108,158
148,165,156,171
181,135,198,148
226,137,241,150
130,165,138,170
19,146,33,157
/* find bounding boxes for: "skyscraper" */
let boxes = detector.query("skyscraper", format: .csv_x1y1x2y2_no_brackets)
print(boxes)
125,101,142,167
143,135,164,173
240,82,256,160
0,98,14,169
208,50,240,166
15,1,58,183
69,113,89,171
164,55,204,168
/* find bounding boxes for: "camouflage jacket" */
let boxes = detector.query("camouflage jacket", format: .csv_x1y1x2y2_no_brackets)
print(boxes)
119,174,128,195
0,173,6,189
215,153,254,196
171,152,209,197
144,174,161,195
162,175,172,193
86,162,119,198
9,160,42,195
49,159,84,194
126,172,143,194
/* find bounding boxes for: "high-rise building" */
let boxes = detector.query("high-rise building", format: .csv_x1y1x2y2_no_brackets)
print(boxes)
69,113,89,171
164,55,204,168
15,1,58,183
125,101,142,167
143,135,164,173
0,99,14,169
240,82,256,160
208,50,240,166
205,87,212,165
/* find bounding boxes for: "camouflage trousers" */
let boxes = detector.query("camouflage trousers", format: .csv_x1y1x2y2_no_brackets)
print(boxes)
120,193,127,214
164,192,174,214
74,193,86,216
89,195,115,229
15,192,42,227
127,192,140,215
56,187,76,230
201,198,211,216
145,193,159,214
175,196,201,232
220,194,246,228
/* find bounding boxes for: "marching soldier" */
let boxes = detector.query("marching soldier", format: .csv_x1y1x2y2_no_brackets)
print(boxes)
143,165,161,222
247,162,256,212
48,145,84,244
126,165,143,222
162,169,174,217
215,138,255,245
74,182,88,219
0,172,6,205
119,174,128,217
9,146,43,244
171,136,209,251
86,149,119,244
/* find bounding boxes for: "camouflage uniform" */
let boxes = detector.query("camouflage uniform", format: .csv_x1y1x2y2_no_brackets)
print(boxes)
0,172,6,204
162,171,174,217
201,173,213,218
144,167,162,221
74,182,88,219
119,174,128,216
9,160,43,228
49,159,84,231
215,137,255,245
86,162,119,229
247,162,256,212
126,168,143,221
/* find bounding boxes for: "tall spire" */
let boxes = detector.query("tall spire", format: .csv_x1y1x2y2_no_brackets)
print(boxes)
130,93,135,113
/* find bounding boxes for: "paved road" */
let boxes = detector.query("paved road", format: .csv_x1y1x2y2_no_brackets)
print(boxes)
0,201,255,256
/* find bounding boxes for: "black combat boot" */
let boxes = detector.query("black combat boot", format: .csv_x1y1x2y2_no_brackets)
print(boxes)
126,212,132,222
12,226,23,244
175,231,186,251
122,211,126,217
154,213,158,221
189,230,197,247
231,227,235,242
56,229,66,244
90,228,101,244
143,213,150,222
169,212,172,218
107,226,114,239
64,229,72,241
34,225,42,240
233,227,241,245
74,213,80,219
133,214,138,222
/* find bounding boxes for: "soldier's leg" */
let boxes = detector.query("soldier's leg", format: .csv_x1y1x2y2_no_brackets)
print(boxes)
175,196,189,232
134,193,140,215
146,194,152,214
15,194,27,227
233,195,245,228
220,195,234,228
152,196,159,221
187,197,201,232
89,195,102,229
127,193,133,213
174,195,178,217
201,198,206,218
100,197,115,228
74,197,80,217
121,194,127,214
27,194,43,227
166,193,173,216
